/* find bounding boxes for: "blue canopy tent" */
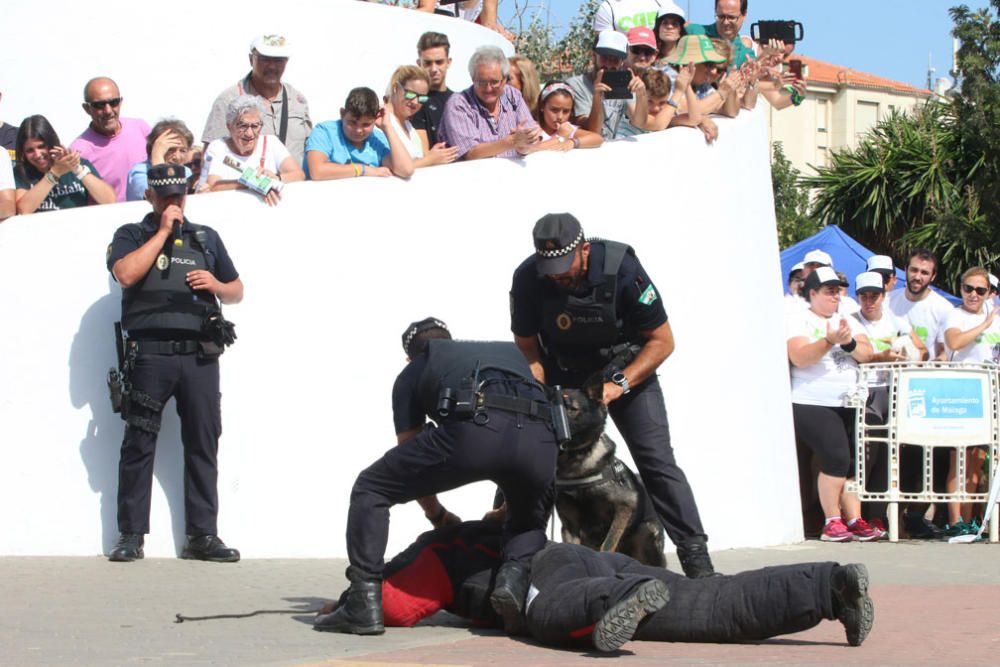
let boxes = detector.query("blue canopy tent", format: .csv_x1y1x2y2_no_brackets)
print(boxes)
780,225,959,304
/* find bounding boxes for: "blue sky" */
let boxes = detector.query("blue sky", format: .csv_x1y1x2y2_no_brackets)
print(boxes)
499,0,993,89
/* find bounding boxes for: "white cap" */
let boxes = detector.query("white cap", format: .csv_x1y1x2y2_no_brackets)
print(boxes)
855,271,885,293
595,30,628,57
789,261,805,275
657,1,686,22
804,266,847,291
251,34,291,58
803,249,833,267
866,254,894,273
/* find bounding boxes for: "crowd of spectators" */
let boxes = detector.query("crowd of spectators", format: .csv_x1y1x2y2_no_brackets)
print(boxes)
785,247,1000,541
0,0,808,222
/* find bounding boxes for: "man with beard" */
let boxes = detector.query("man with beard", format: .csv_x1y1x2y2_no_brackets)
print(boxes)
509,213,715,578
886,249,953,361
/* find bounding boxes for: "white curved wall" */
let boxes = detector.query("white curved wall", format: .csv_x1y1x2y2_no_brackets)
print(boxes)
0,3,802,558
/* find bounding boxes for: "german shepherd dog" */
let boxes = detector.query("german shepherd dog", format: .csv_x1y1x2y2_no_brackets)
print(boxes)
555,378,667,567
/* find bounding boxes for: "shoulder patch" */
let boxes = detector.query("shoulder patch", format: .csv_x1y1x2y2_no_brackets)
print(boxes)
638,284,658,305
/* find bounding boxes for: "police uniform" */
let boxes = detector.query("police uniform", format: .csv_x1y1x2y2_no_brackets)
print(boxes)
105,166,240,561
319,337,559,635
510,213,712,576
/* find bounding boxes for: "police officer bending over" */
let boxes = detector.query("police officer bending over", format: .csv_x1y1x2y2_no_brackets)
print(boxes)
105,163,243,563
510,213,716,578
314,318,559,635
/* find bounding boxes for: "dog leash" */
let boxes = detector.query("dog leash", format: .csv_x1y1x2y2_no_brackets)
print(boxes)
174,606,323,623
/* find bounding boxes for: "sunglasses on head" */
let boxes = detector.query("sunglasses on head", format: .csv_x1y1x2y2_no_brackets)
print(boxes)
401,89,430,104
87,97,121,110
962,284,989,296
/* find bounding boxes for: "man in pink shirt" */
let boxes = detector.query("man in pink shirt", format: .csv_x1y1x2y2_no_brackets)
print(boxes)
71,77,150,202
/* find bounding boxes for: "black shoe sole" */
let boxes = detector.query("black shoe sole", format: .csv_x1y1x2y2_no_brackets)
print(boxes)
313,612,385,635
593,579,669,652
834,564,874,647
489,586,526,636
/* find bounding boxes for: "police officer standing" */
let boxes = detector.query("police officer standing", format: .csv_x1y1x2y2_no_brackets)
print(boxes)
314,318,559,635
510,213,716,578
105,163,243,563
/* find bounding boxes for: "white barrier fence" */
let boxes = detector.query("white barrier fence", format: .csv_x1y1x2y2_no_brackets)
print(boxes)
0,108,804,558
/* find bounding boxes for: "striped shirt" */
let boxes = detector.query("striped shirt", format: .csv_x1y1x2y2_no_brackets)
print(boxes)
438,85,537,159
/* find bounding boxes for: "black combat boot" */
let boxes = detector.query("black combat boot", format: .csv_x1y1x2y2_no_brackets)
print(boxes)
830,563,874,646
180,535,240,562
676,537,717,578
593,579,670,652
314,569,384,635
489,560,530,635
108,533,144,562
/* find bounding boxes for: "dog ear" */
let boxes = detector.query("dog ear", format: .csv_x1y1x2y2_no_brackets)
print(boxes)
582,372,605,404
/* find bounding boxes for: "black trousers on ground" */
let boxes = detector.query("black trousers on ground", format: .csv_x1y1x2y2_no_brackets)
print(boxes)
347,410,557,579
118,352,222,536
527,543,836,645
548,369,706,546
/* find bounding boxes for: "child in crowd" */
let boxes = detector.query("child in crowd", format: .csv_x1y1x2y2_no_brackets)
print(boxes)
533,82,603,151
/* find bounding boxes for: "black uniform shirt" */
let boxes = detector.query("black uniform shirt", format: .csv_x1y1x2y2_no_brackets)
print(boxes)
107,213,239,285
410,89,453,148
509,241,669,342
392,352,430,435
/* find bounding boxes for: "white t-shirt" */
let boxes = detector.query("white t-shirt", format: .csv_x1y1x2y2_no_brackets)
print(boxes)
0,156,14,190
887,288,954,353
839,295,861,316
389,114,424,160
593,0,662,33
853,309,913,386
787,309,867,406
201,135,292,187
436,0,482,21
943,307,1000,364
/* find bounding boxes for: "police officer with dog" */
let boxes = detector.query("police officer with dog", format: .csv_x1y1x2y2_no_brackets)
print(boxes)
314,317,560,635
509,213,716,578
105,163,243,563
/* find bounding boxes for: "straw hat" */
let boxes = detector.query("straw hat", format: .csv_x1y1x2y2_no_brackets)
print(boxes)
664,34,726,65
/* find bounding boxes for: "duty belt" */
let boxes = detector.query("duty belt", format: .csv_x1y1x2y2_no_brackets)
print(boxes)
479,394,552,422
128,339,200,355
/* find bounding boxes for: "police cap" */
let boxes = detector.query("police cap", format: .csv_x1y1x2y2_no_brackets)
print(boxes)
147,163,189,196
533,213,584,276
402,317,450,357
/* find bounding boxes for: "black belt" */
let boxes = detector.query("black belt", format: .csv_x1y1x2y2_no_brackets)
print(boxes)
128,339,200,355
479,394,551,422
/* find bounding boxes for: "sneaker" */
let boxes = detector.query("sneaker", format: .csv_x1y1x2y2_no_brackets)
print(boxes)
820,519,852,542
592,579,669,652
903,511,942,539
830,563,874,646
849,518,885,542
943,519,975,538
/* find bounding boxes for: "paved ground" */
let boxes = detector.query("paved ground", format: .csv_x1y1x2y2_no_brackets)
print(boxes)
2,540,997,667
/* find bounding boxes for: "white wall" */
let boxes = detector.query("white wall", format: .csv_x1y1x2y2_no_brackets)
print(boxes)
0,2,803,558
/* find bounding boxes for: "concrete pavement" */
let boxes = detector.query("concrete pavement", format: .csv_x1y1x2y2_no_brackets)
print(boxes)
2,540,997,666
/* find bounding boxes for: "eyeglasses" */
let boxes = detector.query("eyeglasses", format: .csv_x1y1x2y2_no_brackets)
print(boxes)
716,13,742,22
235,122,263,132
629,47,657,57
401,89,430,104
474,78,505,88
962,284,989,296
87,97,122,110
185,158,202,170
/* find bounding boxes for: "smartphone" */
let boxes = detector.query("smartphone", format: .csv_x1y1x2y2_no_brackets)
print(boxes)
788,59,803,78
750,20,804,45
602,70,633,100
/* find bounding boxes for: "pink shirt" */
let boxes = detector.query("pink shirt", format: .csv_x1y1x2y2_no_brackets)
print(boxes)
71,117,151,202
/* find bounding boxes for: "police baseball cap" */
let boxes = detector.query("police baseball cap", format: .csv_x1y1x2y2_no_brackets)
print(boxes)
866,254,894,276
803,266,848,292
147,163,189,196
402,317,450,357
533,213,585,276
855,271,885,294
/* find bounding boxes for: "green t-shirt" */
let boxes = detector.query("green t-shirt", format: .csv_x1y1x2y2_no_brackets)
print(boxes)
13,158,100,212
685,23,756,68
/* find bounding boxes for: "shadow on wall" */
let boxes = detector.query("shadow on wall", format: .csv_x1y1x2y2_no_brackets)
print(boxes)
69,279,187,555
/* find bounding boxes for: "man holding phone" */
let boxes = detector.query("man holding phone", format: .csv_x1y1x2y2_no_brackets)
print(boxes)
566,30,649,140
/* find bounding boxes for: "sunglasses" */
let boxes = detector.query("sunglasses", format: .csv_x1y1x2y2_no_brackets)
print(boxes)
185,158,202,170
401,89,430,104
87,97,122,110
629,46,657,56
962,284,989,296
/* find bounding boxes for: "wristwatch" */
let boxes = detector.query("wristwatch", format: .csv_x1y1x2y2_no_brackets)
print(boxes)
611,372,631,394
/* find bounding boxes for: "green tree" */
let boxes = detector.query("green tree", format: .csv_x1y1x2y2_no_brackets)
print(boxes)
771,142,819,247
505,0,599,76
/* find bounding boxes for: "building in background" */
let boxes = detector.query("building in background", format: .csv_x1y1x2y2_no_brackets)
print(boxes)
767,55,934,177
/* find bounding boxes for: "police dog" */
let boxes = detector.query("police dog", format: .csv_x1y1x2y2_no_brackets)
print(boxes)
555,378,666,567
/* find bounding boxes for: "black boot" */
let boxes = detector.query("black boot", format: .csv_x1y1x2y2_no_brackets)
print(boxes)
831,563,874,647
676,537,717,578
315,570,384,635
181,535,240,562
593,579,669,652
489,560,530,635
108,533,144,562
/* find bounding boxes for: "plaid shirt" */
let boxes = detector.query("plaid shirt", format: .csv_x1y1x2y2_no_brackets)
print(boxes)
438,85,538,159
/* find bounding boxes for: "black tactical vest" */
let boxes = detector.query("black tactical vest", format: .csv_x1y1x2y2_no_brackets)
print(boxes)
539,241,632,369
416,340,541,418
121,232,219,335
